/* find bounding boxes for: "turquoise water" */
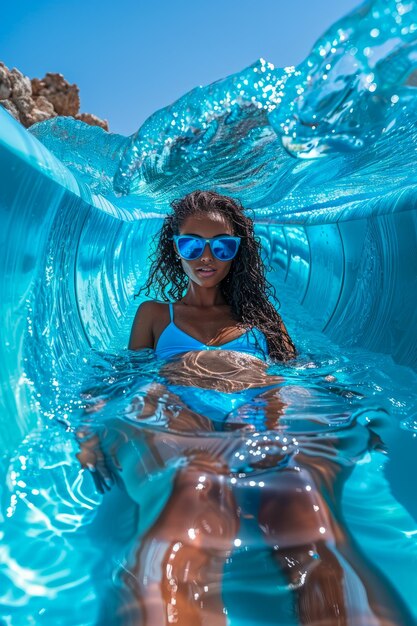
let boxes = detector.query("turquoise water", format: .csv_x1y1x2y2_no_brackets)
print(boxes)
1,0,417,623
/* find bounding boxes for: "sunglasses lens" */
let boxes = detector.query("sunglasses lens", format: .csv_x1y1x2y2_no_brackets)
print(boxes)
177,237,204,260
211,237,239,260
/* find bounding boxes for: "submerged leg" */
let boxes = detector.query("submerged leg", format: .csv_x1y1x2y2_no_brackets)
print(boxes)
123,452,239,626
275,541,367,626
274,539,415,626
258,468,413,626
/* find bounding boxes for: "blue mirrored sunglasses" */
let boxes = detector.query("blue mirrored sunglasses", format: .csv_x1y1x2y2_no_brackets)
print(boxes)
172,235,241,261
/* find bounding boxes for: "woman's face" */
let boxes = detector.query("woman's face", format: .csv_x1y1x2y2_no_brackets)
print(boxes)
175,212,235,288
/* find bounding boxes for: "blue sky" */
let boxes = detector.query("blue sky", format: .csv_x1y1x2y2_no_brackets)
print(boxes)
2,0,361,135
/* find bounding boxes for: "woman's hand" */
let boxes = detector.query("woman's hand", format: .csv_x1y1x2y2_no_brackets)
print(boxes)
75,427,119,494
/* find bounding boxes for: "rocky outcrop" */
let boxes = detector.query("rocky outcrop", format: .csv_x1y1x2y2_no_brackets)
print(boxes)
0,62,109,130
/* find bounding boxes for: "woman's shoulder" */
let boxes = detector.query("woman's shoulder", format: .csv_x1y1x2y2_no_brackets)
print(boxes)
131,300,170,327
135,300,172,322
129,301,172,350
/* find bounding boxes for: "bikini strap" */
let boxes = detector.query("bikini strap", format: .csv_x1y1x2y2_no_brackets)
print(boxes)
168,301,174,322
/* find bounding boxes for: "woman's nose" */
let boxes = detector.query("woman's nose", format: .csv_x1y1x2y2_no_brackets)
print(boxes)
200,242,214,260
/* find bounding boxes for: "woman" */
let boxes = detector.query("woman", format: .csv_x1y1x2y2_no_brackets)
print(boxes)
78,191,412,625
126,188,295,433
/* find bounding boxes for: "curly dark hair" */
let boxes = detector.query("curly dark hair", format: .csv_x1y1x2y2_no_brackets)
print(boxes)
136,190,297,362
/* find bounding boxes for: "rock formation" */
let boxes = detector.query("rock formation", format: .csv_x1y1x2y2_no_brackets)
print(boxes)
0,62,108,131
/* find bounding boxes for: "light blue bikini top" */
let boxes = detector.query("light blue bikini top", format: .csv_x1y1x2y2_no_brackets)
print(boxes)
155,302,269,361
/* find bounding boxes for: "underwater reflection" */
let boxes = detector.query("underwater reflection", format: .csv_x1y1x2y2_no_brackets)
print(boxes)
76,351,413,626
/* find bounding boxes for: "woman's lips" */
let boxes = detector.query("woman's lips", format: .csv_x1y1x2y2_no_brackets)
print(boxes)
196,268,216,277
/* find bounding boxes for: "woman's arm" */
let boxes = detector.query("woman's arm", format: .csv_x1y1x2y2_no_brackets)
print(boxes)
128,301,155,350
279,317,297,359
